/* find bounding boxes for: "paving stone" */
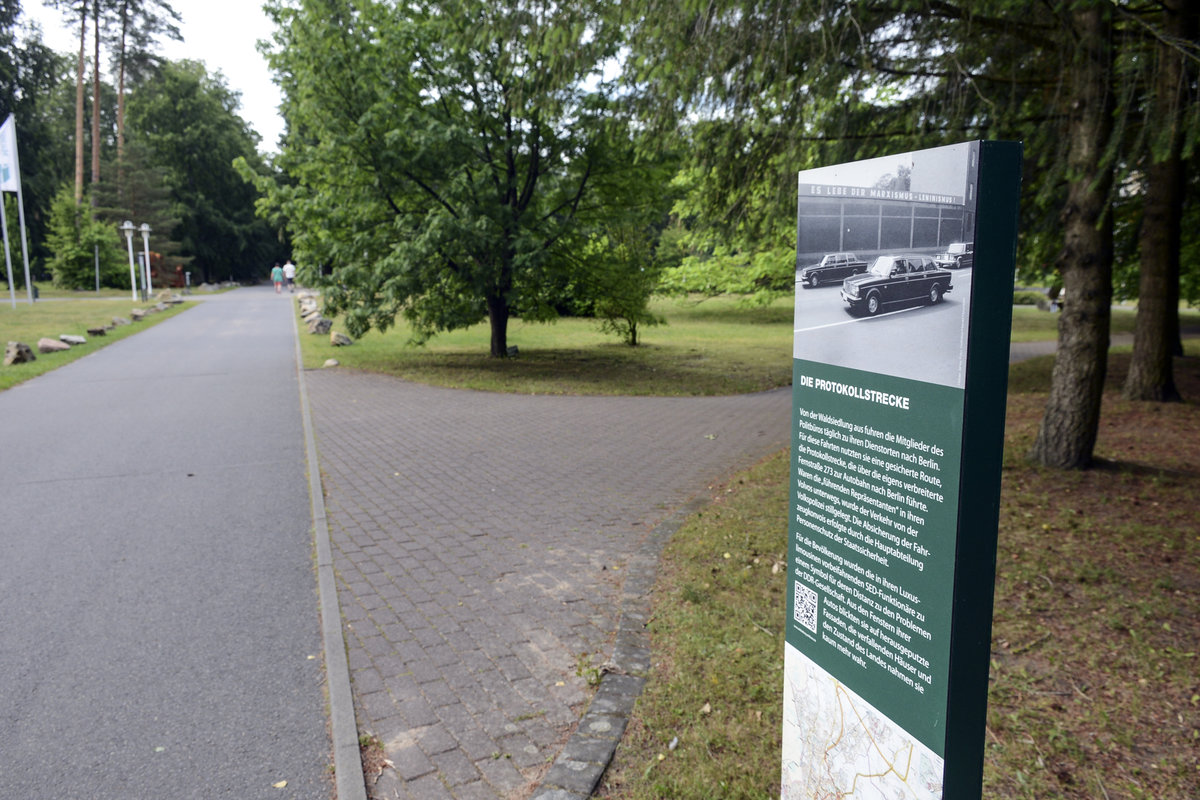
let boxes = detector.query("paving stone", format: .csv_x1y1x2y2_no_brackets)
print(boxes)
398,771,455,799
417,723,460,756
432,747,483,787
351,667,385,695
305,371,790,798
474,754,526,795
452,781,506,800
390,742,437,781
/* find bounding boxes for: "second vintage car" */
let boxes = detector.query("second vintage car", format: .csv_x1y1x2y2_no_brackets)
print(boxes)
797,252,869,287
933,241,973,269
841,254,954,316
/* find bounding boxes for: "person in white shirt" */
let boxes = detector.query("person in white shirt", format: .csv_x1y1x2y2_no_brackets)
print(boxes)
283,260,297,292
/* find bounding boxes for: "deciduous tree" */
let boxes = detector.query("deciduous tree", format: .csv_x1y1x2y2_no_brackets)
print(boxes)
45,183,124,288
254,0,642,356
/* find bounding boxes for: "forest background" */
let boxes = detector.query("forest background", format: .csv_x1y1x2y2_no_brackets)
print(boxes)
2,0,1198,472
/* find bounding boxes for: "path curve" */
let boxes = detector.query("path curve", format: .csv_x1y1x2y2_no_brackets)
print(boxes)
303,370,792,799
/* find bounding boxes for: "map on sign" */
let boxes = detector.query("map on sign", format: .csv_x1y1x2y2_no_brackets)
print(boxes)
781,646,944,800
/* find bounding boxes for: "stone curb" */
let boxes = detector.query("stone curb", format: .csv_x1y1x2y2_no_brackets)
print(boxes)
292,309,368,800
529,496,709,800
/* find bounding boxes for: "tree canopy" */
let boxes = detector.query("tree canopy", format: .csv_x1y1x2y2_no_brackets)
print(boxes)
625,0,1200,468
254,0,653,355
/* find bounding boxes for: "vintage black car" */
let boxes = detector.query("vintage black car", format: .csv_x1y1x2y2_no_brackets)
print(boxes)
841,255,953,316
933,241,973,269
797,252,868,287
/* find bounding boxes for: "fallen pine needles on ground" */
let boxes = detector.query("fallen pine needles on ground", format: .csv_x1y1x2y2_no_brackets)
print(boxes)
596,344,1200,800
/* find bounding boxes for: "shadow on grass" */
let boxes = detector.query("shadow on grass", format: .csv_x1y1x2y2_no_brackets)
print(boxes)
352,343,787,396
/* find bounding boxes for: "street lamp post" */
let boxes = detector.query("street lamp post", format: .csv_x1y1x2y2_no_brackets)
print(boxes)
139,223,152,297
119,220,137,302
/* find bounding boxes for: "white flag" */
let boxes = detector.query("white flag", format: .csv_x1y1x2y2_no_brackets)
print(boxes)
0,114,19,192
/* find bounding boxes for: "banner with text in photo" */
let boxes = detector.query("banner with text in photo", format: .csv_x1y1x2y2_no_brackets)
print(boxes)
782,141,1022,800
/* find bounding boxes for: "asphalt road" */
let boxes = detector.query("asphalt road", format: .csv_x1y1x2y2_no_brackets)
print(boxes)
793,267,974,388
0,288,330,799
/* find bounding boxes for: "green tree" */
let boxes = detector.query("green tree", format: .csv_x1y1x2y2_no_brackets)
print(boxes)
2,12,75,282
128,60,280,282
1122,0,1200,402
45,183,125,288
94,136,187,273
105,0,182,201
254,0,642,356
45,0,90,204
627,1,1200,468
1029,4,1116,469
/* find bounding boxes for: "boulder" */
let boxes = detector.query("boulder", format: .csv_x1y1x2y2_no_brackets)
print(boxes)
86,327,107,336
306,317,333,335
323,358,340,368
330,331,354,347
112,316,131,326
130,309,146,321
4,341,36,365
37,337,71,353
60,334,87,345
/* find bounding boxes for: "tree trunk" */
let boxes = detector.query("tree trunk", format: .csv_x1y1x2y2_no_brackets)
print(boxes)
75,2,87,205
486,293,510,357
117,26,127,205
1123,0,1196,402
91,0,101,207
1030,5,1114,469
117,6,130,205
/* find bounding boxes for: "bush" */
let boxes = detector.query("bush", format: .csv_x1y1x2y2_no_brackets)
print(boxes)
45,185,128,290
1013,289,1048,306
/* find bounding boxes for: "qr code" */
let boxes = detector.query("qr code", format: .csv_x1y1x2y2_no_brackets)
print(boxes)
793,582,818,634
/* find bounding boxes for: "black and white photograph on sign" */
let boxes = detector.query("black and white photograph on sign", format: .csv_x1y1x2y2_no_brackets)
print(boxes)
793,142,979,389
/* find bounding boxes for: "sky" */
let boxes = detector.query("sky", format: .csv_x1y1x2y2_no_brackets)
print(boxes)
24,0,286,152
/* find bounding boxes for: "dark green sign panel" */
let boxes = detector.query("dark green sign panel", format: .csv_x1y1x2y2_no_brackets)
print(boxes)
782,141,1021,800
788,361,962,749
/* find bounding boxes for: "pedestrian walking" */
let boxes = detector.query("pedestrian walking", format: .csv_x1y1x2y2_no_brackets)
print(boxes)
270,262,284,294
283,259,297,293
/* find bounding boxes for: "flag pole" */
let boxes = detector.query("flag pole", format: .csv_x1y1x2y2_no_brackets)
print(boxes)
2,195,14,308
12,132,32,304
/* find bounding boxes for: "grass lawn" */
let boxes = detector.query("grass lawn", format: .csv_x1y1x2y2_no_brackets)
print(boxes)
2,285,135,300
1011,304,1200,342
298,294,796,396
595,344,1200,800
298,293,1200,395
0,297,191,391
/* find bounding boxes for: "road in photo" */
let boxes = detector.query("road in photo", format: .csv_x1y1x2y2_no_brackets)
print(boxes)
0,288,329,799
793,268,974,388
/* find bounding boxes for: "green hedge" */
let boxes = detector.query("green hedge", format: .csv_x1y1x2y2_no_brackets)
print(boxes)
1013,290,1049,307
